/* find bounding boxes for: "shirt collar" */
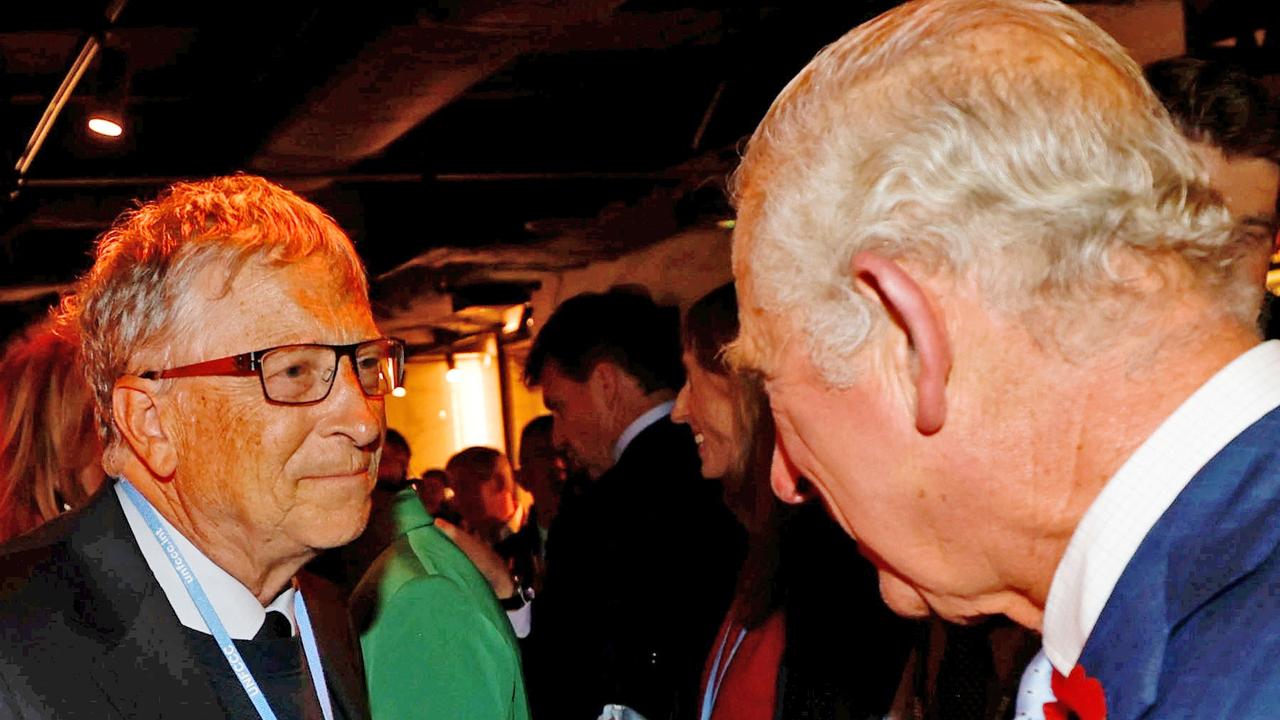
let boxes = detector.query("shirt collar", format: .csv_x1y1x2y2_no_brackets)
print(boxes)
612,400,674,463
115,482,297,640
1041,340,1280,672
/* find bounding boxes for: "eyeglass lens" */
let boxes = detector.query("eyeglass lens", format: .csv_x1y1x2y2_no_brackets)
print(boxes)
260,341,399,403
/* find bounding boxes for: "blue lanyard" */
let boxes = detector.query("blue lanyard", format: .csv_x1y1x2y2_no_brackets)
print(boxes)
120,480,335,720
699,625,747,720
295,593,335,720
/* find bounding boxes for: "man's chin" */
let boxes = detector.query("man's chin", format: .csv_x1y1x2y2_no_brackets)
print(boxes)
300,494,373,550
878,570,932,618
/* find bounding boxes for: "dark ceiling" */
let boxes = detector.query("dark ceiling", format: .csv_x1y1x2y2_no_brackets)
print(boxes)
1,0,1277,342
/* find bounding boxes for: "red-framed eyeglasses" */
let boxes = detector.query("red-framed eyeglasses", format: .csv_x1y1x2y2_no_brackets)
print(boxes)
138,338,406,405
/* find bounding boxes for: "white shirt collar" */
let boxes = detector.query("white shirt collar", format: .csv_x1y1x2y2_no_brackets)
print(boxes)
115,482,297,640
612,400,675,463
1041,340,1280,673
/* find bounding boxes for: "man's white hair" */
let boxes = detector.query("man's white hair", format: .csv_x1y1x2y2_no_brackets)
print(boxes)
61,175,369,456
730,0,1242,386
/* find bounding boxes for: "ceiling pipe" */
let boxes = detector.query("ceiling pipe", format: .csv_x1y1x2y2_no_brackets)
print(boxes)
11,0,128,191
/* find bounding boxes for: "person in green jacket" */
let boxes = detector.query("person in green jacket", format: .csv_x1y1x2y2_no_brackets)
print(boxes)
351,486,531,719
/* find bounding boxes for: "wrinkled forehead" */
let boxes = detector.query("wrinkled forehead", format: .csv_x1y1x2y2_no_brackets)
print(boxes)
164,252,375,359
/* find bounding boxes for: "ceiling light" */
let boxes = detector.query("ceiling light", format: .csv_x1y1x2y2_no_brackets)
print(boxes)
501,304,527,334
445,353,461,383
86,46,129,139
87,114,123,138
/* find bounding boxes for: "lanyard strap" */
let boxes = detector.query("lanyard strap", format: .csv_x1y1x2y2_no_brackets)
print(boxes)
295,592,335,720
120,480,334,720
699,624,748,720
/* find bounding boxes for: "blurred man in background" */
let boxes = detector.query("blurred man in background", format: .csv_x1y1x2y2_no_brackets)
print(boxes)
523,289,744,720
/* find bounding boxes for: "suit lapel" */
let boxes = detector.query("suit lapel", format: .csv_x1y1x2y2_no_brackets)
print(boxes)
89,582,228,718
44,486,373,719
299,570,372,720
70,488,227,719
1078,406,1280,719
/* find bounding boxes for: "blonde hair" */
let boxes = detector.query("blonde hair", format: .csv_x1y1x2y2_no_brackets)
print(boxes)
60,175,369,451
730,0,1240,385
0,321,103,542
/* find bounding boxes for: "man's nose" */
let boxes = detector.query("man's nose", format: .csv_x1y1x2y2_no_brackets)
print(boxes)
325,357,383,447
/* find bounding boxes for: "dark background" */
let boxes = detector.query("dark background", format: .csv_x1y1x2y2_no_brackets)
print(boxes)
1,0,1277,342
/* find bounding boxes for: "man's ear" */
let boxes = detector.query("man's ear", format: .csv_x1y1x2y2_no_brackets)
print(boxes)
588,361,621,411
849,251,951,435
771,442,807,505
111,377,178,479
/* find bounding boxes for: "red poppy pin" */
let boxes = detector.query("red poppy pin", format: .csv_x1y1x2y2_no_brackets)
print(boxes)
1044,664,1107,720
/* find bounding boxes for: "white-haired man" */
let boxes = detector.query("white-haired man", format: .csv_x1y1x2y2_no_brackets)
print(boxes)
0,176,403,718
731,1,1280,718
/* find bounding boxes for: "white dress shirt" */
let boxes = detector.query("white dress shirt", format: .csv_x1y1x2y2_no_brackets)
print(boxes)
116,483,297,639
1016,340,1280,717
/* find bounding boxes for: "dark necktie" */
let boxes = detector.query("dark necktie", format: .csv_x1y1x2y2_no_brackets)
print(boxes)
254,609,293,640
934,622,996,720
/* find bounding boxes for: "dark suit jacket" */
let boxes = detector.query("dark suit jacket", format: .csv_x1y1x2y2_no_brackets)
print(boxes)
0,483,370,720
527,416,745,720
1078,404,1280,719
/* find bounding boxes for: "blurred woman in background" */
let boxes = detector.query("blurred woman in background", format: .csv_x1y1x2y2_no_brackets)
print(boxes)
0,321,105,543
673,282,913,720
446,446,542,592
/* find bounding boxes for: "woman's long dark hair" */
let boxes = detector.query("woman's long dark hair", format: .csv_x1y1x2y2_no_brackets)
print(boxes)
683,282,790,628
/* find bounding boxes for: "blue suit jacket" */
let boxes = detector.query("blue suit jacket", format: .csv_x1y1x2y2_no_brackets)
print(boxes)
1078,405,1280,719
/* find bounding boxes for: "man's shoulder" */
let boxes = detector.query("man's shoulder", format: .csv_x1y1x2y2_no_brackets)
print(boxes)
606,416,701,484
626,414,696,453
0,504,89,612
1150,544,1280,716
0,486,151,647
374,523,467,582
0,541,74,633
353,523,499,617
0,508,120,713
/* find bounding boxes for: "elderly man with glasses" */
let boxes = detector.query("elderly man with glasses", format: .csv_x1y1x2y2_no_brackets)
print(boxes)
0,175,402,719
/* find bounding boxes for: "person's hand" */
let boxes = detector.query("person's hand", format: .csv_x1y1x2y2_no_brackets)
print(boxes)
435,518,516,599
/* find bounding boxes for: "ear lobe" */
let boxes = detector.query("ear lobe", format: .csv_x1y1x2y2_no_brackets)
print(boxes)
112,377,178,479
770,443,807,504
849,251,951,435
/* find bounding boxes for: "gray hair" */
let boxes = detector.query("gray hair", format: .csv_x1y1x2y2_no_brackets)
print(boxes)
730,0,1240,385
60,175,369,452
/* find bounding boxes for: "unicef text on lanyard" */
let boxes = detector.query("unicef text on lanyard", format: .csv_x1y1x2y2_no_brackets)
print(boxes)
120,480,335,720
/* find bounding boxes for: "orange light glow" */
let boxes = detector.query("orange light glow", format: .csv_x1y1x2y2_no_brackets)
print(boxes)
87,116,123,137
